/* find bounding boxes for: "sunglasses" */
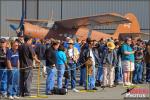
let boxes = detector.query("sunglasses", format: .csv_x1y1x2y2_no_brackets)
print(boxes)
88,42,93,44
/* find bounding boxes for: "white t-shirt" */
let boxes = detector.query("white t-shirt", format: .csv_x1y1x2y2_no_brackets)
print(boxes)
68,48,73,58
67,47,79,63
89,49,95,66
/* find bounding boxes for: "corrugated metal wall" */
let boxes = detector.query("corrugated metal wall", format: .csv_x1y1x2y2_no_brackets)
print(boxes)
0,0,22,37
26,0,38,19
0,0,150,37
39,0,61,20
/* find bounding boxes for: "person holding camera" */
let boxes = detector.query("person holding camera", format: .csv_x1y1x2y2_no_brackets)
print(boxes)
132,39,144,84
45,40,60,95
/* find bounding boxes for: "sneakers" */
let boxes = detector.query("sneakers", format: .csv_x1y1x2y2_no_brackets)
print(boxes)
0,94,7,99
128,82,134,86
124,82,130,86
13,95,19,99
8,96,14,100
124,82,134,86
8,95,19,100
72,88,79,92
109,85,116,88
118,81,123,85
92,87,98,90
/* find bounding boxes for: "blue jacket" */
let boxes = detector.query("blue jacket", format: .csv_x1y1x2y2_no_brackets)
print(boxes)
56,51,67,65
102,46,117,66
92,47,102,66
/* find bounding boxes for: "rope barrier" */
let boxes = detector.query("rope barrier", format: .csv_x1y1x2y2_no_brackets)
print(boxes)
0,61,149,71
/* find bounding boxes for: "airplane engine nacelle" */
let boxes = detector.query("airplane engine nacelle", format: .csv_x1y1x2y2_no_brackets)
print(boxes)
23,22,49,39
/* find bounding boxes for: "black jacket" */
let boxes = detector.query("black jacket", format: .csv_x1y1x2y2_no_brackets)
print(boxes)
79,46,101,67
35,43,46,60
19,43,35,68
0,48,8,68
45,46,56,67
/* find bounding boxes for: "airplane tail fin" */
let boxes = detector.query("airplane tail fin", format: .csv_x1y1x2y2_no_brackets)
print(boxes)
9,10,24,36
114,13,140,39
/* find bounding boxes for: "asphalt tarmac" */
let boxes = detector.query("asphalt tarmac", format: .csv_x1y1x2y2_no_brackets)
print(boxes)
1,69,150,100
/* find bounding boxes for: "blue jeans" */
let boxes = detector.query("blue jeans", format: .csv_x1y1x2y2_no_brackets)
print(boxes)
96,65,103,82
65,63,76,89
80,66,86,85
115,66,123,82
8,68,20,96
84,65,95,89
146,63,150,82
0,67,7,95
57,64,65,89
46,67,56,94
133,62,143,83
88,75,93,90
91,64,96,88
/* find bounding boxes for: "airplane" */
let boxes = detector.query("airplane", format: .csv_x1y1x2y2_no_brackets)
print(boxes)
6,11,141,41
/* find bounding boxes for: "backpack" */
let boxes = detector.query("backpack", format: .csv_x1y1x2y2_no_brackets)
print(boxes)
52,87,67,95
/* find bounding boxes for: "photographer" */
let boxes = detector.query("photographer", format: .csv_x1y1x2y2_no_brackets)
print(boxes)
132,39,144,84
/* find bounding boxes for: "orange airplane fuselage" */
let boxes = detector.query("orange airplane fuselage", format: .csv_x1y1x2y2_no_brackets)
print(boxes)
23,13,141,41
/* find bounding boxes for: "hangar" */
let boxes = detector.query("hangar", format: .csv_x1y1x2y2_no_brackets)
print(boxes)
0,0,149,39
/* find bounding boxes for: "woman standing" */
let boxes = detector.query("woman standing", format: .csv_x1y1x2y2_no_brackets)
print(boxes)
56,44,67,89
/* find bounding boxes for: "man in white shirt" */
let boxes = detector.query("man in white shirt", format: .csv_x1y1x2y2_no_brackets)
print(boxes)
64,39,79,92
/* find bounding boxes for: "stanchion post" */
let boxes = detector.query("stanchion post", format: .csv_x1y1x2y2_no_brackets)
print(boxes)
29,63,48,98
86,65,88,90
37,63,40,96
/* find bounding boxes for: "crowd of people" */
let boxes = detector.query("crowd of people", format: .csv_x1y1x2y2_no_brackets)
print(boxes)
0,34,150,99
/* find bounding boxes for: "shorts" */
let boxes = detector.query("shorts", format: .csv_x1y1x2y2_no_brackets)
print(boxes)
122,61,134,72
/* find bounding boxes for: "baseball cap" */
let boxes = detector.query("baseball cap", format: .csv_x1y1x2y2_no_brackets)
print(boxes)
0,38,7,43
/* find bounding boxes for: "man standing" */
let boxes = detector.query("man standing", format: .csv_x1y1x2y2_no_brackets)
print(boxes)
45,40,60,95
132,39,144,84
145,40,150,83
121,37,135,86
16,34,24,45
79,38,97,90
0,38,8,98
102,41,117,88
7,41,20,99
19,36,40,96
64,39,79,92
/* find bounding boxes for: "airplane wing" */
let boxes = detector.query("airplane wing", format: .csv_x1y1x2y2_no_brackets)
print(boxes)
6,13,131,29
55,13,131,29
